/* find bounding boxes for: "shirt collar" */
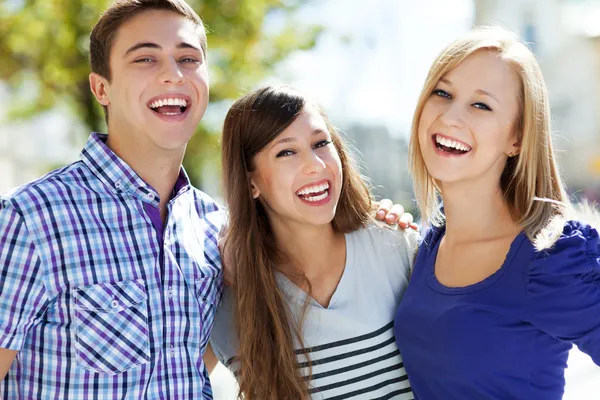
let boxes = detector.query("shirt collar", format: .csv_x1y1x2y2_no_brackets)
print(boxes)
173,168,192,198
80,132,191,205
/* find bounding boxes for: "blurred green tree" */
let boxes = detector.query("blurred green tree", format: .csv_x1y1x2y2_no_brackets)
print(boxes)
0,0,321,186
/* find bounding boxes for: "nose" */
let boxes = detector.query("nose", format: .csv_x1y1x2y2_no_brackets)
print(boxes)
160,58,185,85
302,150,326,175
438,100,465,129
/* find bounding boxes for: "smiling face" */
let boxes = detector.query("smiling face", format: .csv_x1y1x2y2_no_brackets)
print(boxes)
249,105,343,229
90,9,209,154
417,50,521,188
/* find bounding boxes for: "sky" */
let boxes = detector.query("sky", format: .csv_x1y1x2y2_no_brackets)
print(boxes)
269,0,474,137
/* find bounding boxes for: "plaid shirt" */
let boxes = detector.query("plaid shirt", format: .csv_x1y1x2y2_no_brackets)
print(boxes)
0,133,224,399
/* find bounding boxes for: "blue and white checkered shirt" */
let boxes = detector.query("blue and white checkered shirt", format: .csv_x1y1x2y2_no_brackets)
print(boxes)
0,132,224,399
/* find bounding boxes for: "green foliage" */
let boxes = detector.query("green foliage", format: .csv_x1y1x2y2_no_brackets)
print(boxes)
0,0,321,186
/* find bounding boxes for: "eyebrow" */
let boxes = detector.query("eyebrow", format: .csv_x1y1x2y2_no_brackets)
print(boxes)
124,41,202,56
270,129,327,147
439,78,500,103
475,89,500,103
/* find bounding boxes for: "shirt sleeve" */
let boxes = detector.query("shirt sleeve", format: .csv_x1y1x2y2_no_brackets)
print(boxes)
0,199,48,350
209,287,239,369
376,226,421,279
404,229,421,271
526,221,600,365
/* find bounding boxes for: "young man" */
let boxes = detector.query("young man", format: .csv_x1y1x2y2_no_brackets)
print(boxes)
0,1,412,398
0,1,224,398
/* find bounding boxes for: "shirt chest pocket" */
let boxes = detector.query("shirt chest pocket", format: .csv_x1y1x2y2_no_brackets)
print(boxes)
73,279,151,375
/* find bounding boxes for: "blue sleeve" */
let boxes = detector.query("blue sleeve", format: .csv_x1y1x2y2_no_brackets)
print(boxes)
526,221,600,365
0,199,48,350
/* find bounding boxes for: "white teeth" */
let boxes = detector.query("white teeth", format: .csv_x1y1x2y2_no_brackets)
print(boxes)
435,135,471,151
303,192,328,202
149,98,188,109
296,181,330,196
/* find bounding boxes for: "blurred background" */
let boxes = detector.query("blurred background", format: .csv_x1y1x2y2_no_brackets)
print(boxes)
1,0,598,398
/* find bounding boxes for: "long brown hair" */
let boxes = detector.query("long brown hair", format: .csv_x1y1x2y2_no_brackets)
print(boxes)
221,85,373,399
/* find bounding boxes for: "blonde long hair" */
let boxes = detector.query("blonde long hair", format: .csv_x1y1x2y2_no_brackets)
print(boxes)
409,26,569,248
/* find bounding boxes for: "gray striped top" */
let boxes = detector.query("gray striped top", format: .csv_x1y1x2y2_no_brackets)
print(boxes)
210,225,419,399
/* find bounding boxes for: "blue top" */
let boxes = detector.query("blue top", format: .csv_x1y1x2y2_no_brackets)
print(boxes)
394,221,600,400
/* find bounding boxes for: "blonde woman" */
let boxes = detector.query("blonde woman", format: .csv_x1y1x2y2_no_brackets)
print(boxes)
393,27,600,399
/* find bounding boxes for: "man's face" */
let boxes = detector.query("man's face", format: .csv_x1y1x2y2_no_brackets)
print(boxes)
92,9,209,153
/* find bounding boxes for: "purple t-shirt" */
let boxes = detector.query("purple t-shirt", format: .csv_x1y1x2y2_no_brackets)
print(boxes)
394,221,600,399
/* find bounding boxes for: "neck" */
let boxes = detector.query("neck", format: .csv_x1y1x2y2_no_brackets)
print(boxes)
271,219,343,277
440,176,519,243
106,128,184,218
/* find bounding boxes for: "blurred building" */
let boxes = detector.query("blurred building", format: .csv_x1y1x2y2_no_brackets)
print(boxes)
474,0,600,202
342,124,415,211
0,86,83,194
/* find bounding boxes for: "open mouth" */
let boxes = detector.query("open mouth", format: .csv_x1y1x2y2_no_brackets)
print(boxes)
295,180,330,203
433,134,472,155
148,97,190,116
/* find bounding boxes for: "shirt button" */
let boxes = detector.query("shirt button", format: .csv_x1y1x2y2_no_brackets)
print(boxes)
111,299,119,308
167,286,173,298
169,344,175,357
115,181,123,189
146,192,155,201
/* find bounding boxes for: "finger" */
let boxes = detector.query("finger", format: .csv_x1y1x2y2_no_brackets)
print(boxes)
385,204,405,224
397,212,414,229
409,222,419,231
376,199,393,220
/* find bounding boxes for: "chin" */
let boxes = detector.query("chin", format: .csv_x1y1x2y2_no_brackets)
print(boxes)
154,130,194,150
423,158,458,181
427,168,459,182
308,218,336,228
431,171,473,186
304,210,337,226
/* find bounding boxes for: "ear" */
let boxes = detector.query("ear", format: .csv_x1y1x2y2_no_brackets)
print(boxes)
506,142,520,157
249,178,260,199
506,129,521,157
89,72,111,106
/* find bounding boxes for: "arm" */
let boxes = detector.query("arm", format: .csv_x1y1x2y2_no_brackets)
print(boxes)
203,343,219,375
0,200,47,373
0,349,17,380
526,222,600,364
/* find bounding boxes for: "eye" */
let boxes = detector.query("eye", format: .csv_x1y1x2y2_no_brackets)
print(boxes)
179,57,200,63
313,140,332,149
134,57,155,63
473,102,492,111
276,149,295,158
432,89,451,99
